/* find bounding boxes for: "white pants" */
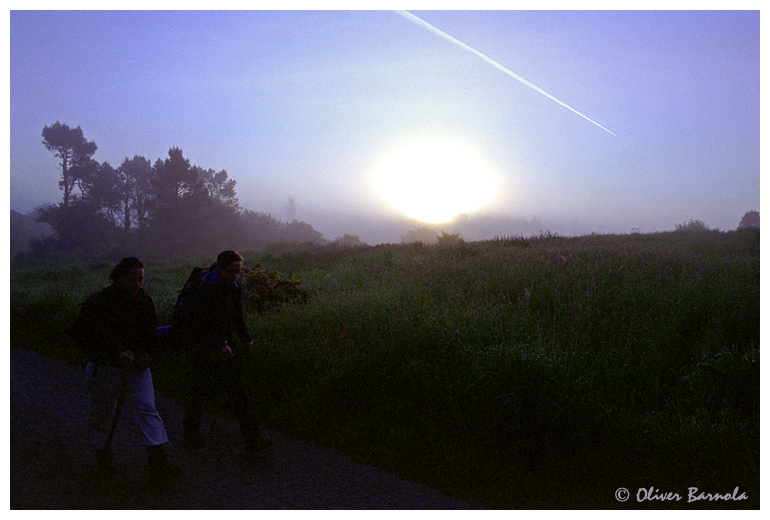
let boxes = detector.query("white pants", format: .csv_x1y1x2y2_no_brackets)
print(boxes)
86,363,169,450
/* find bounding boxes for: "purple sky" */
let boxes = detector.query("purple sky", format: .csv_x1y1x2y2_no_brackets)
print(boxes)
9,9,760,243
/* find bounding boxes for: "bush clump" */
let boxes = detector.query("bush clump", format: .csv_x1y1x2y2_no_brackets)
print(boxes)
241,264,317,314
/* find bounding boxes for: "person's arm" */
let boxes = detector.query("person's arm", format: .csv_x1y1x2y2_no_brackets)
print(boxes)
233,284,253,350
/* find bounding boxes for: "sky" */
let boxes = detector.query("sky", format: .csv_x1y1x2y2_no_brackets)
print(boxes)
7,5,761,244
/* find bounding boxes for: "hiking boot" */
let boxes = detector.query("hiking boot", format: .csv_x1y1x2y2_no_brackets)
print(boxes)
95,447,115,478
146,444,181,484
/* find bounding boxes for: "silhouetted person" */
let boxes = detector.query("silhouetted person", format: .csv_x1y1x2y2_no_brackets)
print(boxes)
182,250,272,458
77,257,180,483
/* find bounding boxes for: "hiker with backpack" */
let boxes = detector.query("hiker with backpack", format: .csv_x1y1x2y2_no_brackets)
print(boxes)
180,250,273,458
76,257,180,483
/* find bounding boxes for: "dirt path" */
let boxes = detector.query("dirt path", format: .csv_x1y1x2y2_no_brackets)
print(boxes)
10,346,479,509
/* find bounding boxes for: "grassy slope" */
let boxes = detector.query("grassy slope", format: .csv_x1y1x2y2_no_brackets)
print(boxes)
10,230,760,508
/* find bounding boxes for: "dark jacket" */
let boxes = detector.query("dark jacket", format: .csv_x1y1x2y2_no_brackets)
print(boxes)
79,284,158,367
190,269,252,350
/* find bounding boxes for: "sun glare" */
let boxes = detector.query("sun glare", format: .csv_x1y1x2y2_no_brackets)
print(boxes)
373,138,498,223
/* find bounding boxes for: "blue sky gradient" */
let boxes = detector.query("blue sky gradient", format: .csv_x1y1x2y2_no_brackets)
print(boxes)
9,9,760,242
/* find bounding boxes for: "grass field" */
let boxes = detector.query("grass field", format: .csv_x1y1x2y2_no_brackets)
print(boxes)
10,229,760,508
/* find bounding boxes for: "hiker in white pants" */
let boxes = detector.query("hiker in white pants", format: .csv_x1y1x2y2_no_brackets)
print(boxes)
75,257,179,483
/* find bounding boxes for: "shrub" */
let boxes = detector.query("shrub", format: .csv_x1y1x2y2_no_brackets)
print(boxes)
436,230,464,245
241,264,317,314
675,218,710,231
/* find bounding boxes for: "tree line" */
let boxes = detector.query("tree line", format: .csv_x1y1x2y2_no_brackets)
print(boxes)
19,121,340,261
14,121,759,262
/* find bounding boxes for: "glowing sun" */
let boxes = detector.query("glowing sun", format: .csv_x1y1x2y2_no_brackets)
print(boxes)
373,138,498,223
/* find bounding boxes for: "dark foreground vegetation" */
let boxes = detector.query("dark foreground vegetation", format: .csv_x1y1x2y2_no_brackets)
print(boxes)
10,229,759,508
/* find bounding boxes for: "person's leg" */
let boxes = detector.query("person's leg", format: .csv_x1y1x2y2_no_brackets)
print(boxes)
183,348,211,446
228,359,272,455
85,362,121,475
127,367,168,447
127,368,179,482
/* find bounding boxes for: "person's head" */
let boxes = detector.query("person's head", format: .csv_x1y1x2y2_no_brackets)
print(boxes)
213,250,244,284
110,257,145,295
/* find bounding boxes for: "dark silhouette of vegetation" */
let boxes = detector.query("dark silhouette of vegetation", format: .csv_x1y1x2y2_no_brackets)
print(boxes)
330,234,365,247
401,224,439,244
35,200,116,256
117,155,155,232
675,218,711,232
15,122,328,262
401,227,465,245
10,210,53,260
41,121,97,208
436,230,463,245
738,210,759,229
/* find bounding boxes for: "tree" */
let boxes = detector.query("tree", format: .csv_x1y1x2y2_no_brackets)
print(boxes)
402,224,439,244
240,210,282,249
279,220,326,245
83,161,123,230
35,200,114,254
147,148,202,253
193,197,243,253
196,166,239,210
147,148,246,255
738,211,759,229
285,196,297,222
151,147,198,204
41,122,97,208
118,155,154,231
675,219,710,232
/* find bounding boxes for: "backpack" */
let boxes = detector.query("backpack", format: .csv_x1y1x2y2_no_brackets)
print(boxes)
168,267,209,347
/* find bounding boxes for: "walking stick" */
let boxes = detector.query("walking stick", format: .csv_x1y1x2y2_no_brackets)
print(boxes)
104,364,130,450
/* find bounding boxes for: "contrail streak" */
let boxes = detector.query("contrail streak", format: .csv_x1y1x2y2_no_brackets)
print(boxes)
395,10,617,137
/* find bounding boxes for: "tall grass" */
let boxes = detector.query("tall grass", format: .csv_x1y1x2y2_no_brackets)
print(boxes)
10,229,759,508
